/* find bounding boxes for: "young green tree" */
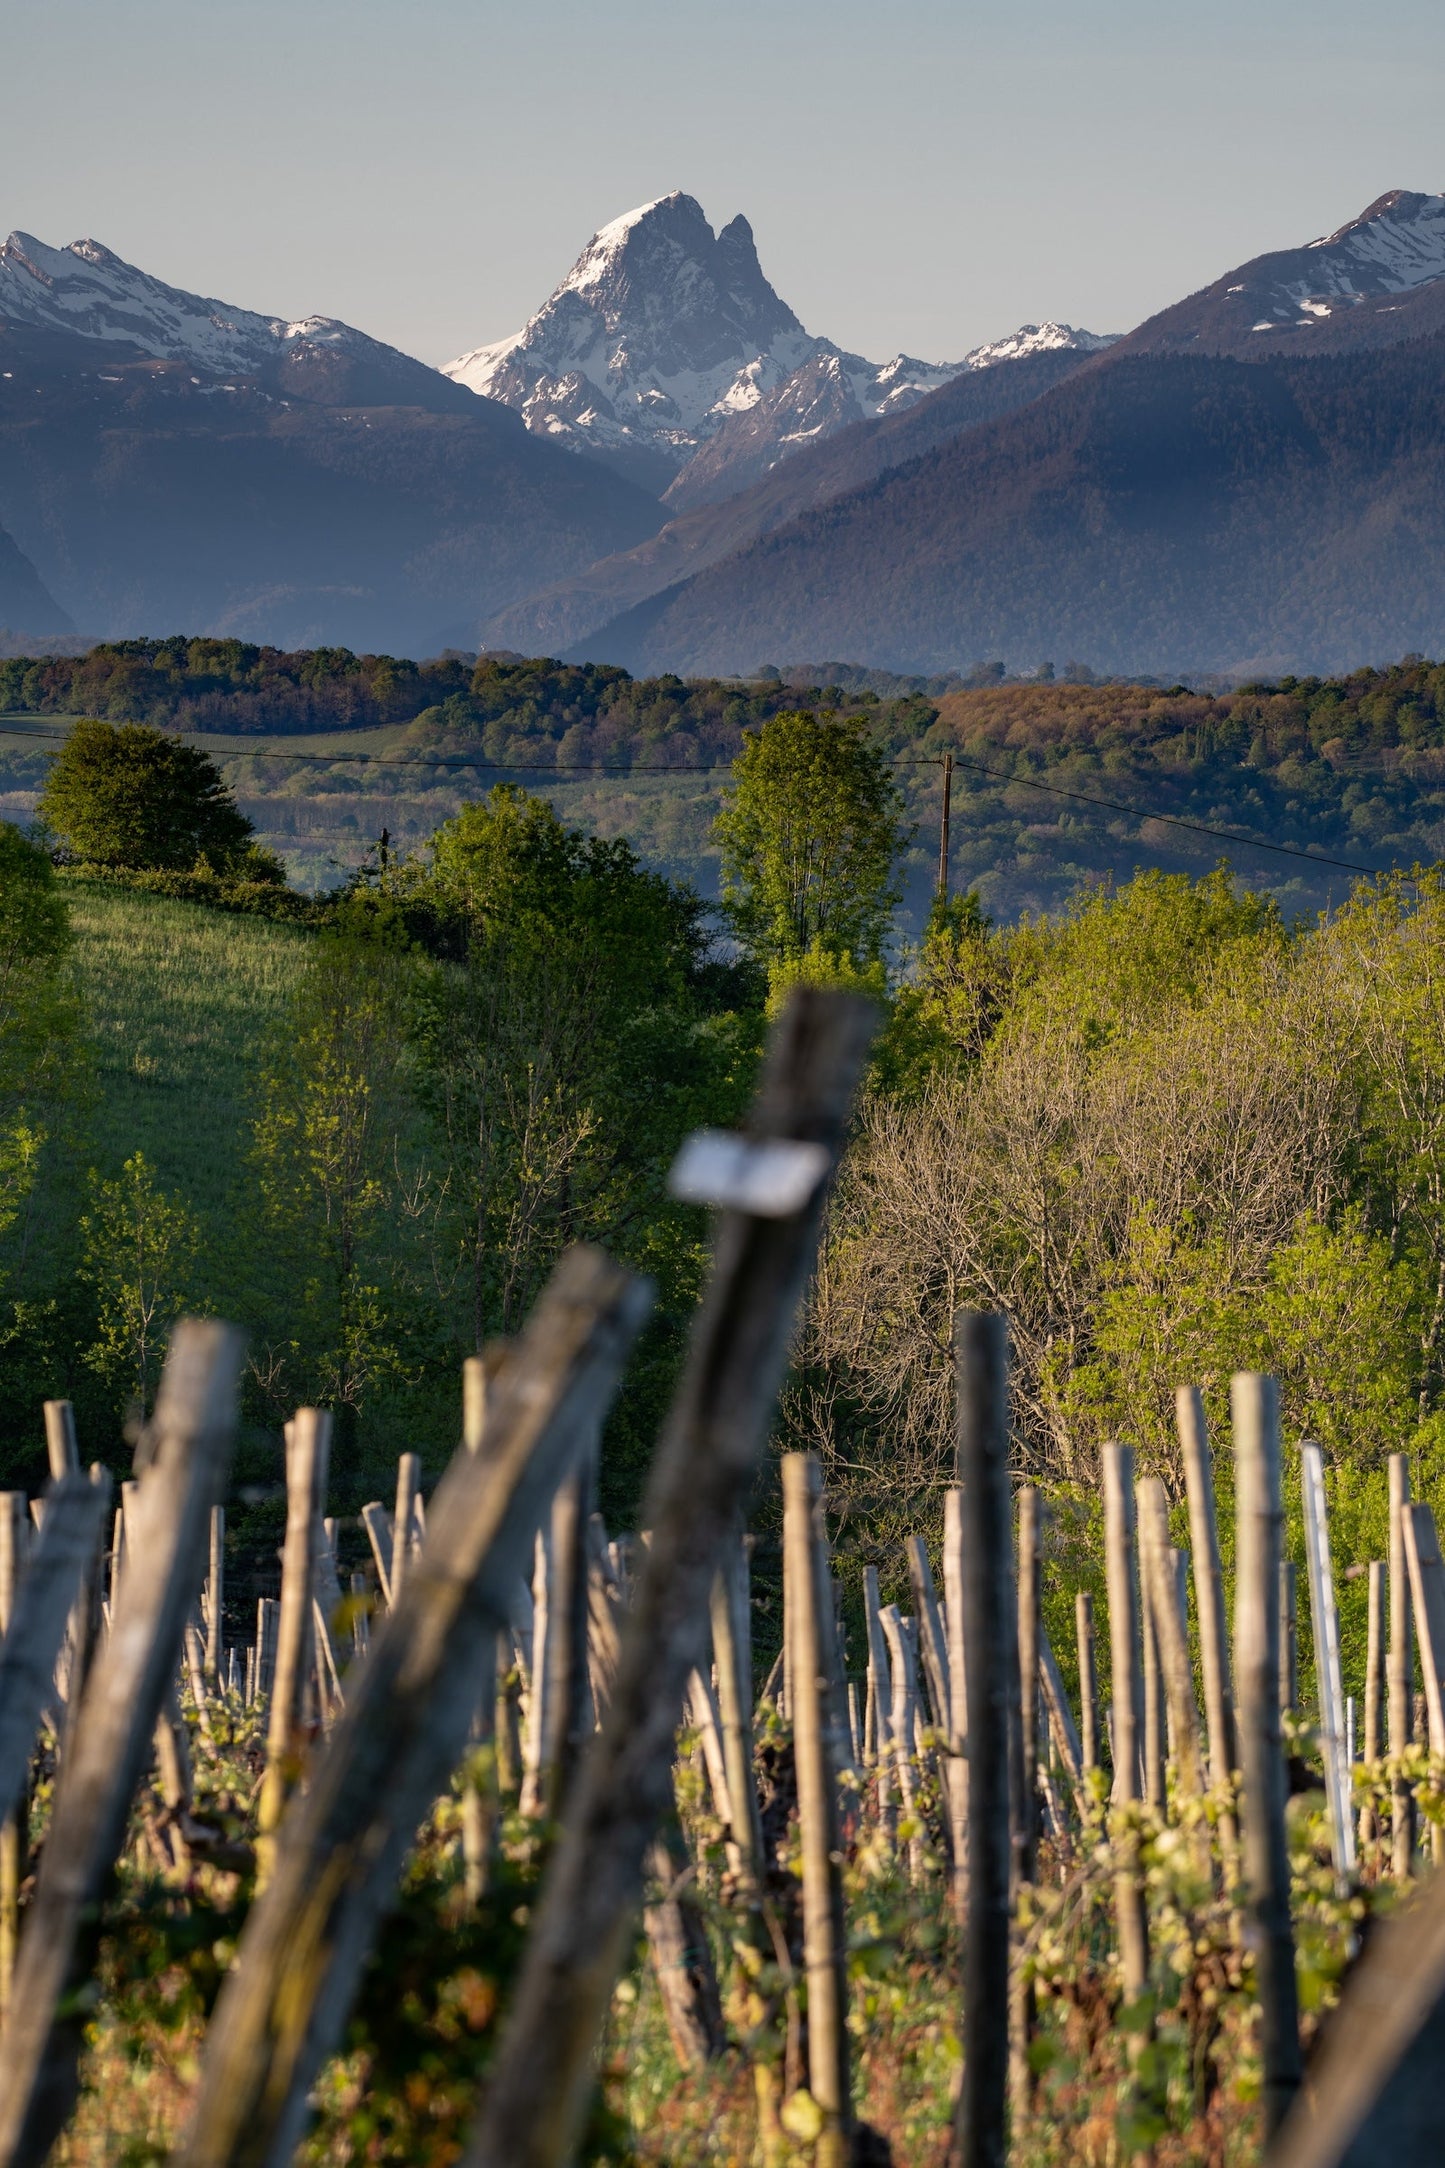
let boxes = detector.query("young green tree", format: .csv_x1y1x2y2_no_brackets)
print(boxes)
79,1151,201,1417
250,923,418,1443
0,822,79,1252
713,710,908,968
38,719,272,874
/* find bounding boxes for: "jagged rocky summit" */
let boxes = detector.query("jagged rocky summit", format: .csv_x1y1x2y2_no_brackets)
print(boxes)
444,191,1112,498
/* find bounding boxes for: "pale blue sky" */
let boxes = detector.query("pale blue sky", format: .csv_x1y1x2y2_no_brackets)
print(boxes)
8,0,1445,367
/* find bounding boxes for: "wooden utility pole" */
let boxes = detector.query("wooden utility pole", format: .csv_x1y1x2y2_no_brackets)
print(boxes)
937,750,954,904
783,1454,850,2163
949,1309,1013,2168
1232,1371,1302,2143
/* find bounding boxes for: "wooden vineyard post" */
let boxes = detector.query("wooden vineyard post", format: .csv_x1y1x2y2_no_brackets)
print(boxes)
0,1320,244,2168
1388,1454,1415,1877
863,1565,896,1845
1362,1560,1386,1860
0,1478,114,1834
880,1604,923,1881
1232,1371,1302,2143
1279,1561,1299,1721
949,1310,1013,2168
1178,1385,1238,1843
1141,1551,1166,1810
1102,1445,1150,1998
1301,1442,1356,1876
205,1504,225,1684
178,1246,652,2168
943,1486,970,1918
0,1493,25,2016
783,1453,850,2162
1400,1502,1445,1868
1016,1484,1042,1882
256,1408,329,1881
710,1533,763,1889
1136,1477,1203,1798
1039,1630,1084,1809
391,1452,419,1604
465,988,874,2168
1076,1590,1099,1777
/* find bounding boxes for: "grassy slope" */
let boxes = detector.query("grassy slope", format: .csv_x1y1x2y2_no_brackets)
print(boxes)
64,876,311,1240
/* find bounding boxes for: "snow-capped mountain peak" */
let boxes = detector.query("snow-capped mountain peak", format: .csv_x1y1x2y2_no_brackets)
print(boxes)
0,230,463,409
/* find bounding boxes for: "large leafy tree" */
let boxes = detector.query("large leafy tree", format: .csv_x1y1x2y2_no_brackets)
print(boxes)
713,709,908,967
38,719,260,872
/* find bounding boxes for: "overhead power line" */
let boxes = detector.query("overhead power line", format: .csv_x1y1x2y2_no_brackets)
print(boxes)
0,719,1393,879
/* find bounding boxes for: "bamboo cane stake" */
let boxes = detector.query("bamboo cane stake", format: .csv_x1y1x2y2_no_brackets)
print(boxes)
1301,1441,1356,1876
783,1453,850,2160
178,1246,651,2168
949,1310,1013,2168
1137,1477,1204,1798
0,1320,243,2168
1102,1443,1150,1999
1362,1559,1385,1859
256,1409,329,1878
465,987,873,2168
1388,1454,1415,1877
1076,1591,1099,1777
1232,1371,1302,2143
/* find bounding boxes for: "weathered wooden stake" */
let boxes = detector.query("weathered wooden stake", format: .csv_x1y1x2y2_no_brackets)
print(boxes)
1301,1442,1355,1876
711,1534,763,1889
0,1320,243,2168
1177,1385,1238,1827
205,1504,225,1683
949,1310,1013,2168
1075,1590,1099,1777
783,1453,850,2160
391,1452,419,1604
1101,1443,1150,1999
1362,1559,1385,1859
1279,1559,1299,1719
0,1494,24,2018
1016,1485,1042,1881
943,1486,970,1918
1137,1477,1203,1798
1232,1371,1302,2143
256,1408,329,1878
1388,1453,1415,1877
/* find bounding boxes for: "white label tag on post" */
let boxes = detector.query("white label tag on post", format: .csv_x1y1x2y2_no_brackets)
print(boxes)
667,1129,830,1218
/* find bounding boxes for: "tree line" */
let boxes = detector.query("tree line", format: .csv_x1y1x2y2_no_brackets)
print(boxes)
10,699,1445,1621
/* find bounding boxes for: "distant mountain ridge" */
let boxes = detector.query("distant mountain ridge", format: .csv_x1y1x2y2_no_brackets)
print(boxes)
1119,188,1445,360
444,192,1112,499
0,230,663,652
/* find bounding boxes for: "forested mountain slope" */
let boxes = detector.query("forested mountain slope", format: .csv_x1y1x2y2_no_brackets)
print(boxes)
566,335,1445,681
